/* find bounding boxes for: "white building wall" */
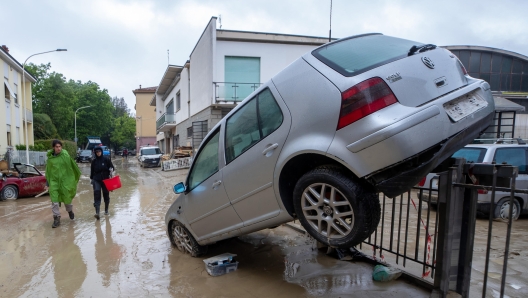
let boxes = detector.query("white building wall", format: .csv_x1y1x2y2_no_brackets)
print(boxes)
178,67,190,125
214,41,318,84
189,18,215,119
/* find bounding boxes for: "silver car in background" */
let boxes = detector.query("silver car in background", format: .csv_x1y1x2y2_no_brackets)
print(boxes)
418,139,528,220
165,33,495,256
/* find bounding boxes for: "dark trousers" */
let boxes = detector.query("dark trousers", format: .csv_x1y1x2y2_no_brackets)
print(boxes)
93,180,110,212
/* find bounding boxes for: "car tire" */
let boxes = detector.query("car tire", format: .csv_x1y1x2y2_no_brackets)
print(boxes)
169,221,207,257
494,197,521,221
1,185,19,200
293,167,380,248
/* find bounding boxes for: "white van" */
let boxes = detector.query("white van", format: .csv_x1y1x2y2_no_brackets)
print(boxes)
138,146,163,168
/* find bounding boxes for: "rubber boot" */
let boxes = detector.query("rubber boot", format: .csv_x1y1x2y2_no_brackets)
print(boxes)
52,216,61,228
94,205,100,220
104,201,109,215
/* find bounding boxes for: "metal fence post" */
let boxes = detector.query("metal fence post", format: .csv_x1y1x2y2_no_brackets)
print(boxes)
432,159,466,297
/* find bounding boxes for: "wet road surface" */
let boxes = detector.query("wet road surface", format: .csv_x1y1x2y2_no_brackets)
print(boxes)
0,159,429,297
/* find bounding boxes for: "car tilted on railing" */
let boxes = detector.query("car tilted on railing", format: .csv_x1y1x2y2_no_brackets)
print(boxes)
165,33,495,256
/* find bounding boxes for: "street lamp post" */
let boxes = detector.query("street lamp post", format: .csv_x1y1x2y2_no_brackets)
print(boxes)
22,49,67,163
75,106,91,147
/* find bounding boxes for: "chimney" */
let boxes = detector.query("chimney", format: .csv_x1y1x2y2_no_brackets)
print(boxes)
139,84,142,89
1,45,8,53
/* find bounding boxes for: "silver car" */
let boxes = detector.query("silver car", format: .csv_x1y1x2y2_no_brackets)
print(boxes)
418,139,528,220
165,33,495,256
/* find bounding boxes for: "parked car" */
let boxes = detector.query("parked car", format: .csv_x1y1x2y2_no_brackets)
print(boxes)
165,33,495,256
138,146,162,167
76,150,93,163
0,163,47,200
418,138,528,220
129,149,136,156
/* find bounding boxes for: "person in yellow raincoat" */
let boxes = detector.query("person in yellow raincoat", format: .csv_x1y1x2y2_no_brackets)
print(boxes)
45,140,81,228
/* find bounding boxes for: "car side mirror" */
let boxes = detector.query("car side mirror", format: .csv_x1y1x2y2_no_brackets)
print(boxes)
173,182,186,194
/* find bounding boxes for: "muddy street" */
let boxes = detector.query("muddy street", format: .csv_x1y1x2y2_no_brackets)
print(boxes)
0,159,428,297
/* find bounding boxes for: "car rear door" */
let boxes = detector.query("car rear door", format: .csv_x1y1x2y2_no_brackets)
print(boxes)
222,86,292,226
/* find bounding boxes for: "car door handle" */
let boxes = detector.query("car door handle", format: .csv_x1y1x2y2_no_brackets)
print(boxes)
212,180,222,188
262,143,279,156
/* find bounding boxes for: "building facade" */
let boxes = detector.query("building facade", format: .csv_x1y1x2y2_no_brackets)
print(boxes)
1,45,36,153
132,86,157,153
152,17,331,153
444,46,528,139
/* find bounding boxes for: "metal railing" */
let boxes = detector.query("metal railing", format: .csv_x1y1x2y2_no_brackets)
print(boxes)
213,82,262,103
1,150,47,168
356,159,520,297
156,113,176,129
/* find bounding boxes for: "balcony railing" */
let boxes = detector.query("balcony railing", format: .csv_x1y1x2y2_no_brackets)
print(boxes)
24,108,33,123
214,82,262,103
156,112,176,130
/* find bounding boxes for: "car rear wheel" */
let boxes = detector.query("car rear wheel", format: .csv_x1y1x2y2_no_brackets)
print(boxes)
169,221,207,257
494,197,521,221
1,185,19,200
293,167,380,248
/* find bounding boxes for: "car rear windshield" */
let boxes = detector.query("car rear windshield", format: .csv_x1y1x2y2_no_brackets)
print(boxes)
312,34,421,77
142,148,161,155
452,147,487,163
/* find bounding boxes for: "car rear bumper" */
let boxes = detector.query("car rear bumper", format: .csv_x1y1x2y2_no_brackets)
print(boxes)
372,111,494,197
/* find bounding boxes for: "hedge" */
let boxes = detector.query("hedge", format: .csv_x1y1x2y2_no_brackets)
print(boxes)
34,139,78,158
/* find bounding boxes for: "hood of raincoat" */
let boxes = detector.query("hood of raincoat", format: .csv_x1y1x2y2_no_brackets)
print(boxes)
45,149,81,204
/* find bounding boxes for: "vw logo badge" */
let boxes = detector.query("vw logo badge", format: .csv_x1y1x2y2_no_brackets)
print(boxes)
422,57,435,69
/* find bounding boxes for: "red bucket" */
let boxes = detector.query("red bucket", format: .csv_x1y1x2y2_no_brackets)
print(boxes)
103,175,121,191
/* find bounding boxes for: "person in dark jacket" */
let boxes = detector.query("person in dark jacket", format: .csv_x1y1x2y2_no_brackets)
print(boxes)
90,146,114,219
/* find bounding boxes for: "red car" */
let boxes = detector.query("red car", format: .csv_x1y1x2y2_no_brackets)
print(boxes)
0,163,47,200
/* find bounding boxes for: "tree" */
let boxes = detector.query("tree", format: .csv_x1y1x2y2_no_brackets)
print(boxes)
33,113,59,139
111,96,130,118
111,115,136,149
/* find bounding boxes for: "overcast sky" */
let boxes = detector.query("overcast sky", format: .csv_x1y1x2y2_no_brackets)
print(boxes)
2,0,527,111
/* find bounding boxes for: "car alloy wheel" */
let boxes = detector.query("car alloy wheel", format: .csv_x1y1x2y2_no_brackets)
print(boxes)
170,221,207,257
495,198,520,221
293,166,380,248
301,183,355,239
1,185,19,200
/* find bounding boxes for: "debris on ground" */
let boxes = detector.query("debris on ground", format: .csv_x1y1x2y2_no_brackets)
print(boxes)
372,265,402,282
203,253,239,276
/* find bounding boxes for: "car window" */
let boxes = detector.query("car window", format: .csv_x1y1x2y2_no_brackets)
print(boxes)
494,148,527,174
258,88,283,138
188,130,220,190
15,165,39,175
225,88,283,164
312,34,421,77
225,97,260,163
141,148,161,155
452,148,487,163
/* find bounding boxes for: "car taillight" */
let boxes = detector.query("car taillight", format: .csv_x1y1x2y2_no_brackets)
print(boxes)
337,77,398,130
417,177,426,187
477,189,488,194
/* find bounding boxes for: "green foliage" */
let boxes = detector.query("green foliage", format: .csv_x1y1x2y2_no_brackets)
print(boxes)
34,139,77,157
29,144,47,151
26,63,135,151
111,115,136,147
34,113,60,139
15,144,26,150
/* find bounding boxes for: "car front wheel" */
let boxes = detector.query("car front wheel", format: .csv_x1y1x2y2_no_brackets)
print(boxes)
494,197,521,221
1,185,19,200
169,221,207,257
293,167,380,248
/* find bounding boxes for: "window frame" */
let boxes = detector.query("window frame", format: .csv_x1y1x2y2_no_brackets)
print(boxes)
186,128,221,192
493,147,528,175
223,87,284,165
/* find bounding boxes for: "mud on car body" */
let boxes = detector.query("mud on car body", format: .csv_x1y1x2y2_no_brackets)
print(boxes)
165,33,495,256
1,163,47,200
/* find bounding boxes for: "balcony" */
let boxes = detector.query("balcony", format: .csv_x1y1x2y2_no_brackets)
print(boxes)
214,82,262,103
156,112,176,132
24,108,33,123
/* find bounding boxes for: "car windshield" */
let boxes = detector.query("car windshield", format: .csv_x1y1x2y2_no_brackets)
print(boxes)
452,147,487,163
142,148,161,155
80,150,92,156
312,34,421,77
15,165,40,175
